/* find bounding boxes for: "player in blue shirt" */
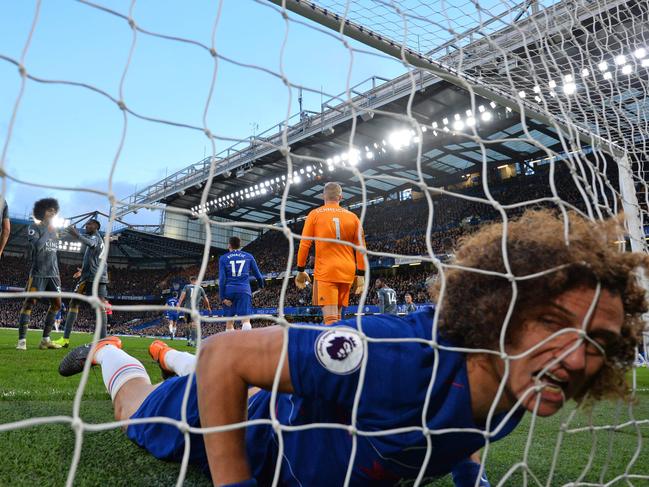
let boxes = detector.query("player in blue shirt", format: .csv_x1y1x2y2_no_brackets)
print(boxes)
165,292,180,340
219,236,265,331
53,302,66,333
58,210,647,486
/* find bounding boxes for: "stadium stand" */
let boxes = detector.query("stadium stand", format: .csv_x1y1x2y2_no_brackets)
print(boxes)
0,164,621,337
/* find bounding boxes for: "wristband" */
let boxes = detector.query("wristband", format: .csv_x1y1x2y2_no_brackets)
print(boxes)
222,479,257,487
355,269,365,276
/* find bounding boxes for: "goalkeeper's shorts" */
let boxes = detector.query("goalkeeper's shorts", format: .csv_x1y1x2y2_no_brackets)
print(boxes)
312,280,351,307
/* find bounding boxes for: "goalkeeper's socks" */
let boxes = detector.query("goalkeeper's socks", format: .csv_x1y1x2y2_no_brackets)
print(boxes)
451,459,491,487
95,345,150,401
242,321,252,331
165,349,197,377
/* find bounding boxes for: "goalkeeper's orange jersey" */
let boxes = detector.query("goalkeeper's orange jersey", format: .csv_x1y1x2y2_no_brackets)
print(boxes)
297,202,366,283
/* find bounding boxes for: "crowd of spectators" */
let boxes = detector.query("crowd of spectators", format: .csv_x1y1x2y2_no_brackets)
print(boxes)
240,165,617,274
0,255,171,296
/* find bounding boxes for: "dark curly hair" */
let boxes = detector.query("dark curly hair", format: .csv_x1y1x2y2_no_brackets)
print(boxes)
33,198,59,220
433,209,648,401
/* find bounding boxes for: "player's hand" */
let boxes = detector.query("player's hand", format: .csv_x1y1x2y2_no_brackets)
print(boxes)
67,225,79,237
295,271,311,289
222,299,232,307
352,275,365,295
73,267,82,279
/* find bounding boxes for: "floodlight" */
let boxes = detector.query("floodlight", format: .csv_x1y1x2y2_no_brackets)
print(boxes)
563,82,576,94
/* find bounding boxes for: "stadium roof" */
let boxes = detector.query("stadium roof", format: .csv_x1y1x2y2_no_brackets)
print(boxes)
117,0,645,225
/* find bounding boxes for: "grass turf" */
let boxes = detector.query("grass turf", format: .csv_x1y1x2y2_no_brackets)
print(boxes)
0,328,648,486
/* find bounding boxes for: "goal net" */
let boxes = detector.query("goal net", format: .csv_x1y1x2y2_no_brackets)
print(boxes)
1,0,648,486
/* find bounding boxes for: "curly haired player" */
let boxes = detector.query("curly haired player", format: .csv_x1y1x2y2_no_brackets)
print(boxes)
16,198,63,350
59,210,648,486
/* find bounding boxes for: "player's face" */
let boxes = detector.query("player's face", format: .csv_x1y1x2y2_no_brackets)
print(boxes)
43,207,57,223
500,287,624,417
405,295,412,303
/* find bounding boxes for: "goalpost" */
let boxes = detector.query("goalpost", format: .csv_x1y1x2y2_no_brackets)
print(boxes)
1,0,648,486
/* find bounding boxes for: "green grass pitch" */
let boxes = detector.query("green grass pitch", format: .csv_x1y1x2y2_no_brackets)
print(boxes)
0,328,648,486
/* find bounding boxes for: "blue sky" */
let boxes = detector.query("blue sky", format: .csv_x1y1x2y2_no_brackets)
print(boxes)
0,0,407,223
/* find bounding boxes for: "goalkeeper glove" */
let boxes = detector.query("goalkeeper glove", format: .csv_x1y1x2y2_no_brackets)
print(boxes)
295,271,311,289
352,275,365,295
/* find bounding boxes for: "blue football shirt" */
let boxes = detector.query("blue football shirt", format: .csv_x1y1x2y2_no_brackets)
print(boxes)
218,250,264,299
165,297,179,320
242,309,524,485
126,309,524,486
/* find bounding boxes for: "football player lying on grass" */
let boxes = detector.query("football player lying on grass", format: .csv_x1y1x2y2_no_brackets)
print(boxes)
59,210,647,487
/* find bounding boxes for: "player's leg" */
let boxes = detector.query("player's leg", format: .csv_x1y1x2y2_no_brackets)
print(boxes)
97,284,109,338
16,297,36,349
223,296,235,331
316,281,340,325
16,277,39,349
237,293,253,331
39,295,62,349
336,282,352,325
54,297,79,347
56,281,87,347
58,336,155,421
149,340,197,377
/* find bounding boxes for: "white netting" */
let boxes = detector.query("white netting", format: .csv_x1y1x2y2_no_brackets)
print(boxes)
1,0,648,486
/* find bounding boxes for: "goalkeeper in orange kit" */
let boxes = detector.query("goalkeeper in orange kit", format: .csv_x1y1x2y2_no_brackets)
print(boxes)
295,182,366,325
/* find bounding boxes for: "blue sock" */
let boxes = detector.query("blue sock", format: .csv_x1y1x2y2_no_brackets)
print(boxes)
451,459,491,487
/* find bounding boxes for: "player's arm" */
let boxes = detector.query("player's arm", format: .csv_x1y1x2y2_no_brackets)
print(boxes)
177,289,186,308
201,288,211,313
218,256,226,300
352,217,367,294
27,225,48,252
196,326,293,485
250,256,265,289
0,214,10,258
295,212,315,289
72,230,98,247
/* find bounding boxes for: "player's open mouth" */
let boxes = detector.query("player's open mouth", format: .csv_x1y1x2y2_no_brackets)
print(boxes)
533,369,568,398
